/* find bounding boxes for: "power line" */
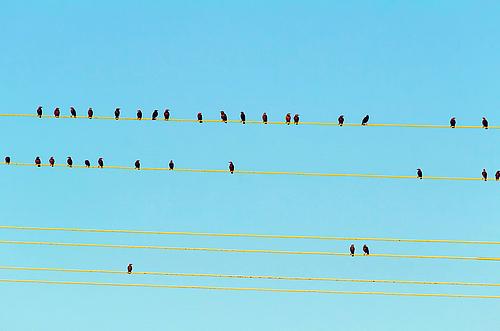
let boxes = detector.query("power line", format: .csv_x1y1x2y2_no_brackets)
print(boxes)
1,113,498,129
0,239,499,262
1,265,498,287
1,224,498,245
0,278,498,299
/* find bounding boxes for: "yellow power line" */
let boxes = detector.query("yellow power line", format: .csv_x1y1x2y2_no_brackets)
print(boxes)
1,265,499,288
0,239,499,262
0,162,496,182
0,113,498,129
0,278,498,299
1,224,499,245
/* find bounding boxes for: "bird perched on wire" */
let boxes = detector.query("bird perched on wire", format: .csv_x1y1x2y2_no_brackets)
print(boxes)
220,111,228,123
98,158,104,168
49,157,55,167
482,169,488,181
67,157,73,167
54,107,60,118
152,109,158,120
127,264,133,274
349,244,355,256
240,112,246,124
262,112,268,124
135,160,141,170
137,109,143,120
285,113,291,125
70,107,77,118
361,115,369,126
482,117,488,129
88,107,93,119
114,108,120,120
197,112,203,123
338,115,344,126
417,168,423,179
363,245,370,255
450,117,456,128
35,157,41,167
4,156,10,165
169,160,174,170
36,106,43,118
496,171,500,181
84,160,90,167
228,161,234,174
164,109,170,120
293,114,299,125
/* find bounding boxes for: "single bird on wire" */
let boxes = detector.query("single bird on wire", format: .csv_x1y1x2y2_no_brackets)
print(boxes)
67,157,73,167
169,160,174,170
152,109,158,120
98,158,104,168
137,109,143,120
363,245,370,256
229,161,235,174
350,244,355,256
482,117,488,129
164,109,170,120
450,117,456,128
482,169,488,181
220,111,228,123
70,107,77,118
35,157,41,167
4,156,10,165
49,157,55,167
361,115,369,126
240,111,246,124
54,107,60,118
127,264,133,274
338,115,344,126
197,112,203,123
114,108,120,120
285,113,291,125
135,160,141,170
36,106,43,118
88,107,93,119
417,168,423,179
262,112,268,124
85,160,90,167
293,114,299,125
496,171,500,181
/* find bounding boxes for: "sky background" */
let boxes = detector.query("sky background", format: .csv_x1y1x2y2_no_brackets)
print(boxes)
0,1,499,330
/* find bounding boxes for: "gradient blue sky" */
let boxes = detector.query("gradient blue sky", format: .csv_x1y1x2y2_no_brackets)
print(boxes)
0,1,499,330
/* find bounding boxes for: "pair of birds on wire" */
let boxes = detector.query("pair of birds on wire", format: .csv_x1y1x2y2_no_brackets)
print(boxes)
350,244,369,256
450,117,490,129
416,168,500,181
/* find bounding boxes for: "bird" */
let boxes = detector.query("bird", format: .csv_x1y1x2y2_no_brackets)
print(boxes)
35,157,41,167
4,156,10,165
228,161,235,174
363,245,370,255
84,160,90,167
220,111,228,123
338,115,344,126
450,117,456,128
54,107,60,118
285,113,291,125
36,106,43,118
67,157,73,167
135,160,141,170
98,158,104,168
293,114,299,125
164,109,170,120
88,107,93,119
197,112,203,123
482,117,488,129
361,115,369,126
417,168,423,179
169,160,174,170
137,109,143,120
114,108,120,120
152,109,158,120
49,157,55,167
349,244,355,256
262,112,268,124
496,171,500,181
70,107,77,118
127,264,133,274
240,112,246,124
482,169,487,181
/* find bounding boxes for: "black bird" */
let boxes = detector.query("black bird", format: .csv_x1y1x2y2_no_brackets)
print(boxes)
169,160,174,170
114,108,120,120
49,157,55,167
36,106,43,118
417,168,423,179
496,171,500,181
450,117,456,128
262,112,268,124
338,115,344,126
152,109,158,120
482,117,488,129
70,107,77,118
54,107,60,118
197,112,203,123
98,158,104,168
164,109,170,120
229,161,234,174
127,264,133,274
363,245,370,255
67,157,73,167
220,111,228,123
285,113,291,125
135,160,141,170
85,160,90,167
35,157,41,167
137,109,143,120
482,169,487,181
240,112,246,124
361,115,369,126
293,114,299,125
349,244,355,256
4,156,10,165
88,107,93,119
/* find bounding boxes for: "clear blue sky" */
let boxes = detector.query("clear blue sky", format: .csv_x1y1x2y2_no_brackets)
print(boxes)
0,1,499,330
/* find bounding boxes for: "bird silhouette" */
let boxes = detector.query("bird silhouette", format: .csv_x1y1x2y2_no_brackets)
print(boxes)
482,169,488,181
152,109,158,120
220,111,228,123
36,106,43,118
137,109,143,120
229,161,235,174
85,160,90,167
54,107,60,118
135,160,141,170
88,107,93,119
482,117,488,129
197,112,203,123
417,168,423,179
127,264,133,274
285,113,291,125
35,157,41,167
49,157,55,167
67,157,73,167
114,108,120,120
338,115,344,126
70,107,77,118
98,158,104,168
262,112,268,124
363,245,370,255
169,160,174,170
4,156,10,165
496,171,500,181
362,115,369,126
240,112,246,124
450,117,456,128
164,109,170,120
349,244,355,256
293,114,299,125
